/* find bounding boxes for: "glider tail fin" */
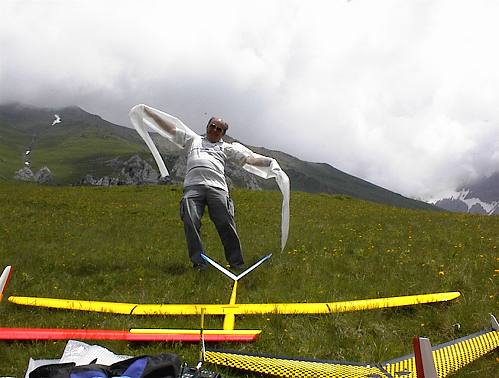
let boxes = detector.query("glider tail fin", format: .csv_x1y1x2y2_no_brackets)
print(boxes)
0,266,13,302
201,253,272,281
490,314,499,331
235,253,272,281
385,315,499,377
201,254,238,281
413,337,438,378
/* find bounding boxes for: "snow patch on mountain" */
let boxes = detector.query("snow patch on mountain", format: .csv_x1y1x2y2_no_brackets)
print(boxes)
434,189,499,215
456,190,498,214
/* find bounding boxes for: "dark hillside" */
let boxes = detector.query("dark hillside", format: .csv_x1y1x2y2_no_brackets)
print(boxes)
249,145,436,210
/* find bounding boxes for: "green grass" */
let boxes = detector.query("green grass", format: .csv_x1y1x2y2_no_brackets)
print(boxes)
0,183,497,377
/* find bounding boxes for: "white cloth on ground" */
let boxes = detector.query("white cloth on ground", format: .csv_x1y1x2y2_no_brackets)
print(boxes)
25,340,131,378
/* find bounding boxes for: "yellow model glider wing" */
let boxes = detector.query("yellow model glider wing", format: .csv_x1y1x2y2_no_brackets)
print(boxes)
8,291,460,315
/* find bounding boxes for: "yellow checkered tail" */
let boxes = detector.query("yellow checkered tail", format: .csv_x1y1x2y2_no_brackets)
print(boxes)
384,324,498,377
205,350,389,377
205,317,499,377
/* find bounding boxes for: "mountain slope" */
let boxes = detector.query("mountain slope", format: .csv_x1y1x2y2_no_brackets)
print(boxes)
0,103,436,211
0,103,150,183
244,145,434,210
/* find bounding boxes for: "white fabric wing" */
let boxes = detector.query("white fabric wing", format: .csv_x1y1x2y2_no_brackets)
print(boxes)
129,104,193,177
231,142,290,251
129,104,290,251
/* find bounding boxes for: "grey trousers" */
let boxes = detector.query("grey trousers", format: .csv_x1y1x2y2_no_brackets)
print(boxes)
180,185,244,267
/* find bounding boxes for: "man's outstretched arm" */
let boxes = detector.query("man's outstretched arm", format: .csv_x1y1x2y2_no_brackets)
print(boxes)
144,107,177,135
245,156,272,167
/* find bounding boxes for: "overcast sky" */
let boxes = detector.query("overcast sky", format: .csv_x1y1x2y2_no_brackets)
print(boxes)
1,0,499,200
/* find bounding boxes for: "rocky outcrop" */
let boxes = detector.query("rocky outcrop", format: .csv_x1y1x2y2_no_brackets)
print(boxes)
119,155,160,184
34,166,53,184
14,167,35,182
78,155,171,186
434,198,469,213
14,166,53,184
468,203,487,215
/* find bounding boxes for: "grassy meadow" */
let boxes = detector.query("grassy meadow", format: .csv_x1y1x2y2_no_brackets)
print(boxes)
0,182,497,377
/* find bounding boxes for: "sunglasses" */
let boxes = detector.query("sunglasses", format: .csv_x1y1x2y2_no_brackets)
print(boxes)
209,123,226,133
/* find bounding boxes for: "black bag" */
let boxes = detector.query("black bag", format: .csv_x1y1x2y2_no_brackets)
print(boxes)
29,353,181,378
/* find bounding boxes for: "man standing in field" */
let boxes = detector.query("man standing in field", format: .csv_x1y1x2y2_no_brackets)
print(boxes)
138,106,275,271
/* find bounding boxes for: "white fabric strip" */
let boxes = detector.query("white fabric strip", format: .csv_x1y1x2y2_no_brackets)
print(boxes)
230,142,290,251
129,104,290,251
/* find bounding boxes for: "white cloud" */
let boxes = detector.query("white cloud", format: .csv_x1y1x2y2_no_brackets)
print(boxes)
1,0,499,200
